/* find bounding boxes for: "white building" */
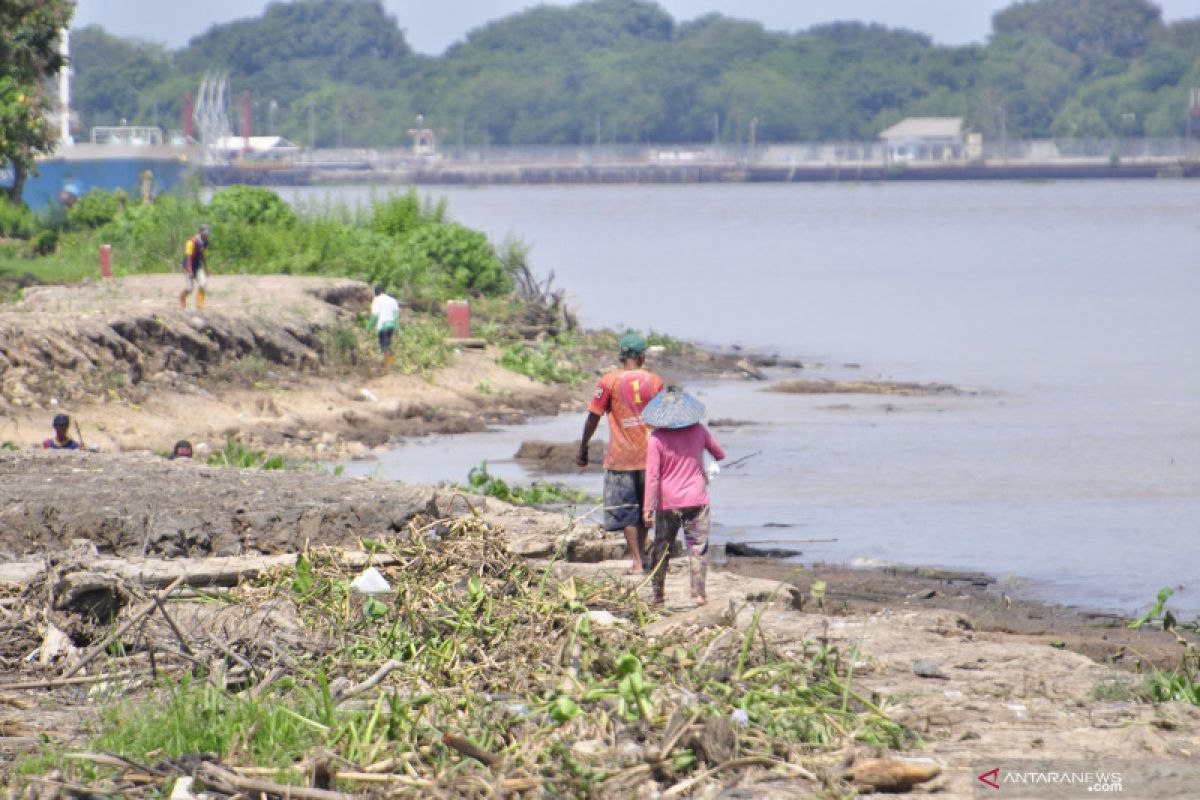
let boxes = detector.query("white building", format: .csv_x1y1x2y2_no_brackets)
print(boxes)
879,117,964,162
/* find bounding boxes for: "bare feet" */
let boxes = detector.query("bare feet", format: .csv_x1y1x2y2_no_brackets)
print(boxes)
693,596,708,607
627,565,644,575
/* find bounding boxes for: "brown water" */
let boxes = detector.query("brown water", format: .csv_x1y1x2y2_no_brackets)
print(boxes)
298,181,1200,616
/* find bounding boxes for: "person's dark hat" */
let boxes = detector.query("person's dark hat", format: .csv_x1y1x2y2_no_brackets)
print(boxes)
374,284,385,294
170,440,193,459
618,332,647,359
52,413,70,427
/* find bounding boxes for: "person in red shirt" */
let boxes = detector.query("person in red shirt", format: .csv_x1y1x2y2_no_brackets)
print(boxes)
577,332,664,574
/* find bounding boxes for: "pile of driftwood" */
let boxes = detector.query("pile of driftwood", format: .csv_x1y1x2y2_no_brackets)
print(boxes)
1,519,936,799
507,253,578,339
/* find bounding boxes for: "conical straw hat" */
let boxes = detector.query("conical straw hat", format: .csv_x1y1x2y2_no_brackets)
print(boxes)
642,386,705,429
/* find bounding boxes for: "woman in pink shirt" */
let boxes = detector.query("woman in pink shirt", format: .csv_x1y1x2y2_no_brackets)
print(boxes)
641,387,725,607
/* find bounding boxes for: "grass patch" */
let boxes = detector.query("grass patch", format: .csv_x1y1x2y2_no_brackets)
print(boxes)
319,318,370,369
94,672,323,771
393,319,453,377
499,340,588,385
205,435,313,471
462,460,595,506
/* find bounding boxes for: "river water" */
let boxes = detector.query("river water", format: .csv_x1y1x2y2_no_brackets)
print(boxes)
285,181,1200,616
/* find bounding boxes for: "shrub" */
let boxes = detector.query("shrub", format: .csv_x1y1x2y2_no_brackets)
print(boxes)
393,319,453,376
207,185,296,228
96,194,205,273
67,190,123,230
0,201,35,238
404,222,510,297
370,189,445,239
499,340,587,385
29,228,58,256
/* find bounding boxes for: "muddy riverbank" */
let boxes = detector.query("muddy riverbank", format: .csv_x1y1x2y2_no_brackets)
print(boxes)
2,450,1198,797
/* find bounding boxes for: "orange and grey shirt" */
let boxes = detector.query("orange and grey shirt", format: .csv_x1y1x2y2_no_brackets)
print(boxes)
588,368,664,470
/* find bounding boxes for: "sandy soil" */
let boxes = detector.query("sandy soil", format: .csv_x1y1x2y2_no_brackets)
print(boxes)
0,275,591,458
573,556,1200,798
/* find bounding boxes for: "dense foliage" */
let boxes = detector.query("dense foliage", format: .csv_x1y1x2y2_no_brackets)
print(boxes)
0,1,74,202
0,185,516,306
65,0,1200,146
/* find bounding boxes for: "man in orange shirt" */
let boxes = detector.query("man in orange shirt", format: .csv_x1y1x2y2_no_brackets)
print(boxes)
577,332,664,574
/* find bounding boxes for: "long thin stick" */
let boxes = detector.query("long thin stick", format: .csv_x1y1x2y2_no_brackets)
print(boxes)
334,659,400,703
151,594,193,656
663,756,817,798
200,762,354,800
0,671,139,691
62,575,185,679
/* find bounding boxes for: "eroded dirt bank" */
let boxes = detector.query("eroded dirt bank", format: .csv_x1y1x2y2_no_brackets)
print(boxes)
0,274,772,460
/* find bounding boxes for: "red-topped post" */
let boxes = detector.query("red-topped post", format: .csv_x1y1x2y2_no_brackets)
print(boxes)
447,300,470,338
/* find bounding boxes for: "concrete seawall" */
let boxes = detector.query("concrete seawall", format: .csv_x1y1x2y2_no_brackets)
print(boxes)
205,159,1200,187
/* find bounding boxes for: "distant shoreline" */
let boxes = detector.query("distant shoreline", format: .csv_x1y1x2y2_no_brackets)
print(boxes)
206,158,1200,187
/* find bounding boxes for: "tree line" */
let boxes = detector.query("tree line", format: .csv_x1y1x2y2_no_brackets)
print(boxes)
53,0,1200,149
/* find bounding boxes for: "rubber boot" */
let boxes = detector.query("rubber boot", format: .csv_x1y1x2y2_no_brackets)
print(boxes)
384,353,395,368
197,288,206,310
179,290,188,308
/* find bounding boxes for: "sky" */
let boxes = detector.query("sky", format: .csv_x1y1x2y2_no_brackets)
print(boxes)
72,0,1200,54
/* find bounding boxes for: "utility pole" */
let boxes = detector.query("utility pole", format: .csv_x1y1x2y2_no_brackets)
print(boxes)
308,102,315,148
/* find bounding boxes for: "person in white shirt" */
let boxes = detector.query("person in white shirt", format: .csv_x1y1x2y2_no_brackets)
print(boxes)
369,284,401,367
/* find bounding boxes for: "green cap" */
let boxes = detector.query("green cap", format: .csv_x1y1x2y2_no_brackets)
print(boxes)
618,332,647,358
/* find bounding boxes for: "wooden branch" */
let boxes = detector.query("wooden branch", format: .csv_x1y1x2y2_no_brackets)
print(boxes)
443,733,500,766
0,554,298,589
0,670,140,692
199,762,354,800
333,659,400,704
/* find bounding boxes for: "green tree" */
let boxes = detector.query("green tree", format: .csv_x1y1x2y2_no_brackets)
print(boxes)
977,34,1082,137
70,26,171,130
54,0,1200,149
991,0,1162,74
1,0,73,204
